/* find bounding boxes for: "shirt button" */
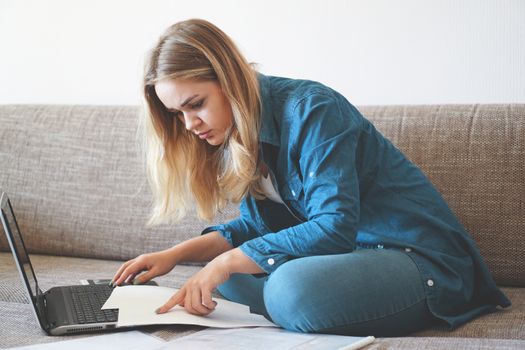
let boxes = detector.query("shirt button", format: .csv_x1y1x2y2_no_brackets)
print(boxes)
309,171,315,178
427,279,434,287
377,244,384,249
405,247,412,252
267,258,275,266
291,190,296,197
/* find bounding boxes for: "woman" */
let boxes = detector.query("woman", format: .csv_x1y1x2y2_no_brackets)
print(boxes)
111,18,510,336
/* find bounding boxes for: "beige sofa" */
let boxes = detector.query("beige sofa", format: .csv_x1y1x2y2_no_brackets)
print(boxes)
0,104,523,349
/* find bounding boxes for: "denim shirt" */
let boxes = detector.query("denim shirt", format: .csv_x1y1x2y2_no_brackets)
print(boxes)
202,73,511,329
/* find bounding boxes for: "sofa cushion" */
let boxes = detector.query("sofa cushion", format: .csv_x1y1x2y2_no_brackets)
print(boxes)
370,337,525,349
0,252,524,348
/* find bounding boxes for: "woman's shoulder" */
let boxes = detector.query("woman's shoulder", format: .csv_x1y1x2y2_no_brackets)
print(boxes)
262,73,338,102
258,73,365,142
260,73,349,123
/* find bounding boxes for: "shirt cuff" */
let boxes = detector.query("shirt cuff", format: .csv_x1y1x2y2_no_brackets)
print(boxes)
239,238,291,275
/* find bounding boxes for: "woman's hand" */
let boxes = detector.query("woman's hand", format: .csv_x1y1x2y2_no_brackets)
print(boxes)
111,249,178,286
155,256,230,316
155,248,265,316
111,231,233,287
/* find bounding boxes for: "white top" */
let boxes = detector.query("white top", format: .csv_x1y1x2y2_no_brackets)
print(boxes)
260,174,284,204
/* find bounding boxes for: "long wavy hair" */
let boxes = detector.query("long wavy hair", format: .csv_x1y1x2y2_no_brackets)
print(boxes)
141,18,263,226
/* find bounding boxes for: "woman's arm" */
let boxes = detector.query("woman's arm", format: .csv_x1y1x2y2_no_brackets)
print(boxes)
216,247,265,274
170,230,234,264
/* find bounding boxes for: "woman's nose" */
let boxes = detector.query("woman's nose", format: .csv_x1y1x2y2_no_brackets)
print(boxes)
182,112,202,132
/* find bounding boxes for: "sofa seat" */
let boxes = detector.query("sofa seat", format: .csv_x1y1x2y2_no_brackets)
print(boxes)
1,253,523,349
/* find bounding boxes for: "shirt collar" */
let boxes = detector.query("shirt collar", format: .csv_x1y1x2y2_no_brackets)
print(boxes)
257,72,280,147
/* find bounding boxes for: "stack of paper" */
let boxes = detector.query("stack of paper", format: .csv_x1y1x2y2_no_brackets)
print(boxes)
11,328,374,350
156,327,376,350
101,285,277,328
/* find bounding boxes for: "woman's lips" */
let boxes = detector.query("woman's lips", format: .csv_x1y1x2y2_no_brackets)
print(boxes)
198,130,211,139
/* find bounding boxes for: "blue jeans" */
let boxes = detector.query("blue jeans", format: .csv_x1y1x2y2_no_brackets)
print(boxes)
217,247,438,337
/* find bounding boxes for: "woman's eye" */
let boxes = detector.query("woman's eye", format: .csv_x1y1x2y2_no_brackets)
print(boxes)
191,100,204,109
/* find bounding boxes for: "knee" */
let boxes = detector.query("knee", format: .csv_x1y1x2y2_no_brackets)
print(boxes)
263,261,314,332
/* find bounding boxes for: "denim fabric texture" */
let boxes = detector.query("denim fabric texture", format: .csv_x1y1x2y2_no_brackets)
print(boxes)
217,247,437,336
202,73,511,331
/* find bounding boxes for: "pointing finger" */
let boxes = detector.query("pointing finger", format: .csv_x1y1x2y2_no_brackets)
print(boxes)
156,289,185,314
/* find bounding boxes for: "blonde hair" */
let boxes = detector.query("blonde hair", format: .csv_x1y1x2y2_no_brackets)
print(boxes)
141,18,263,226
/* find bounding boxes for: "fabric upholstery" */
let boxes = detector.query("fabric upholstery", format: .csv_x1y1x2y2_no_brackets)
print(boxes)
0,105,239,262
0,253,524,348
0,104,524,349
1,104,523,285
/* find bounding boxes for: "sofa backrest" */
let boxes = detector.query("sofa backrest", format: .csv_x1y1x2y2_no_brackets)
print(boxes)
0,104,523,286
0,105,239,264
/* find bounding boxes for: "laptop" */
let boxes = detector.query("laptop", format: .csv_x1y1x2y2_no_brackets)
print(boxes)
0,191,155,335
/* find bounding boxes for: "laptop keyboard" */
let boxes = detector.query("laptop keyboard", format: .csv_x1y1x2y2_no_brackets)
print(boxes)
70,285,118,324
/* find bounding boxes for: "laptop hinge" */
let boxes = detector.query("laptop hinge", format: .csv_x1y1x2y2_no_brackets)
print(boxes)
36,291,51,332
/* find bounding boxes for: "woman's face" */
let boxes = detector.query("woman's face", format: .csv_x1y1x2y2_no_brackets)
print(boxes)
155,78,233,146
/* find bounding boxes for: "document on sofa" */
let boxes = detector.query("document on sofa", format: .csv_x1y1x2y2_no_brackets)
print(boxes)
155,327,375,350
102,285,277,328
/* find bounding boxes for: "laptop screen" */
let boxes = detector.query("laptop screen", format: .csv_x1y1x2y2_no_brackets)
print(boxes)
0,193,39,302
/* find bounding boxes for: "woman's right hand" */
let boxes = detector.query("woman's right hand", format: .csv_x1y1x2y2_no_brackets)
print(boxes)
111,249,178,287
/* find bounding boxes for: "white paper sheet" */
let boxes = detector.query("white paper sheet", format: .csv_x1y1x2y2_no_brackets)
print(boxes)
10,330,164,350
152,327,375,350
102,285,277,328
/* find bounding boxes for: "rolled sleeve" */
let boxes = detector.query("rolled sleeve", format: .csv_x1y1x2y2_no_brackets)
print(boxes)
200,200,262,248
238,214,358,274
239,236,292,274
200,216,262,248
200,224,235,247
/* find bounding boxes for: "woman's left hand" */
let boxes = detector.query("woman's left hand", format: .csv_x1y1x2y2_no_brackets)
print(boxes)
155,256,231,316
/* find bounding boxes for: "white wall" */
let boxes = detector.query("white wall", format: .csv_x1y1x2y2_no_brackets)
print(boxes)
1,0,524,106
